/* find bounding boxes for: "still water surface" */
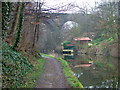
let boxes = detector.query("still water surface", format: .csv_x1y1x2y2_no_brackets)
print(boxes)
63,54,118,88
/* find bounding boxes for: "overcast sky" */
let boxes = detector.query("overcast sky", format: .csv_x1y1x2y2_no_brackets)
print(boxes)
43,0,101,7
40,0,102,13
3,0,103,13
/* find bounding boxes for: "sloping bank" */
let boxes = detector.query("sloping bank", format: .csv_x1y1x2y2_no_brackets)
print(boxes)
2,42,83,88
41,53,84,88
2,42,46,88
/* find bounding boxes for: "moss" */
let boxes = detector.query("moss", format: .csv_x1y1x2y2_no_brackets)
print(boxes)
41,53,84,88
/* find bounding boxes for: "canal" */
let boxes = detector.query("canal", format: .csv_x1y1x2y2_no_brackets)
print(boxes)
64,54,119,88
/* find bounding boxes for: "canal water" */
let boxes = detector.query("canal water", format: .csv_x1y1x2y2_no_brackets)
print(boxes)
63,54,119,88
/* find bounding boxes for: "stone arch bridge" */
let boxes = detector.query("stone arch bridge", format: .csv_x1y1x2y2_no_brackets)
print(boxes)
39,13,86,32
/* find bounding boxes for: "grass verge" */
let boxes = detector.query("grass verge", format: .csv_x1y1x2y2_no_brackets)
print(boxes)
41,53,84,88
21,57,46,88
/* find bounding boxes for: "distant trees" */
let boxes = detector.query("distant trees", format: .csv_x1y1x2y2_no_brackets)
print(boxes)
27,1,80,53
62,1,118,42
2,1,80,54
3,1,118,55
95,2,118,39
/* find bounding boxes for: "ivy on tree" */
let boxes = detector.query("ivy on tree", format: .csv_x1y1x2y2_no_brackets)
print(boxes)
2,2,12,39
13,2,25,49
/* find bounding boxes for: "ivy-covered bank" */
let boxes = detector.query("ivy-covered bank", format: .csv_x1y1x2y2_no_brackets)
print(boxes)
2,41,82,88
41,53,84,88
2,42,46,88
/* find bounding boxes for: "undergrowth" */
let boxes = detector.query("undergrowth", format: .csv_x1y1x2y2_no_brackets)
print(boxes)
2,42,33,88
2,42,46,88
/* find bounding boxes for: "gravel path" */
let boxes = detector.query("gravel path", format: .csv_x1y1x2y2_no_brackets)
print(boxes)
36,57,70,88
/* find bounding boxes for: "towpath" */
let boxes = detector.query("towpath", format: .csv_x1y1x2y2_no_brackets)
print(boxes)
36,57,70,88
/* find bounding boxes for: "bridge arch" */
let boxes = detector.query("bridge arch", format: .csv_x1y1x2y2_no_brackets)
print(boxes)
38,13,85,51
61,21,78,31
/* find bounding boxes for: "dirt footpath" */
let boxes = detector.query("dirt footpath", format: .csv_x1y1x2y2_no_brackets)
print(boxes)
36,57,70,88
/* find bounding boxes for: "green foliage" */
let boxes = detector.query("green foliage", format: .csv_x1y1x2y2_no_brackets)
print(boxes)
106,64,114,71
69,2,117,46
13,2,25,49
62,41,71,46
91,37,114,46
2,42,33,88
94,62,104,68
95,2,118,39
41,53,84,88
91,37,105,45
2,2,10,30
57,58,84,88
2,2,12,38
21,58,46,88
62,41,74,49
40,53,54,58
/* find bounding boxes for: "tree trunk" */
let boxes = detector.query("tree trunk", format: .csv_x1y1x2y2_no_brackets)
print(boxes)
32,25,37,49
10,3,21,35
13,3,25,49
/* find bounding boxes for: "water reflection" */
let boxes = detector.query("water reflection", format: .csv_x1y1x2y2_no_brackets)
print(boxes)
63,54,118,88
64,55,74,60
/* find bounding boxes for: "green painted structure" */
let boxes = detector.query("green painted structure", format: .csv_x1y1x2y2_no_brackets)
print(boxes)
62,41,75,56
